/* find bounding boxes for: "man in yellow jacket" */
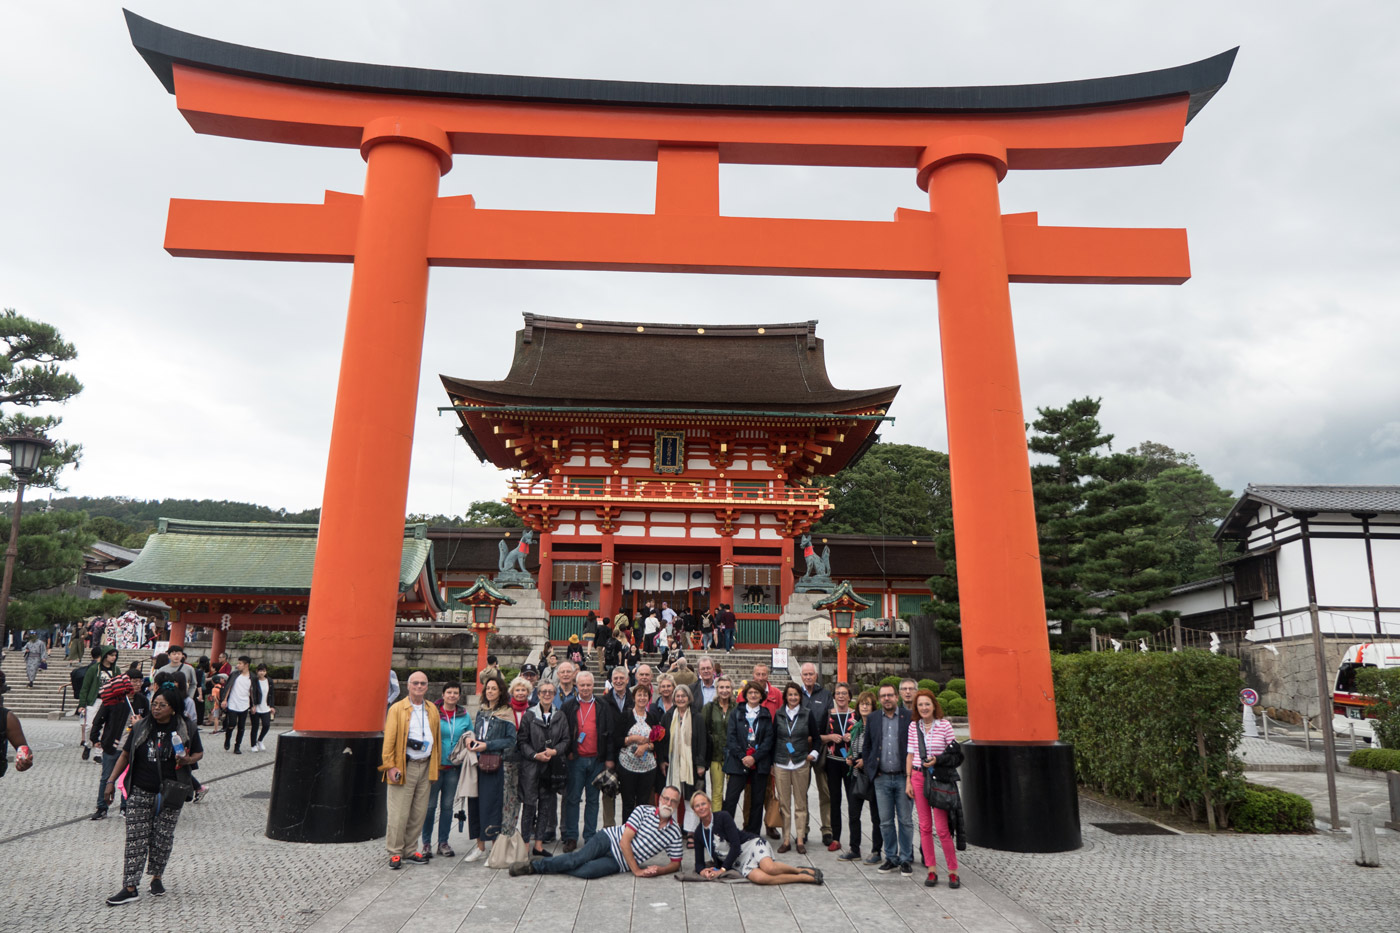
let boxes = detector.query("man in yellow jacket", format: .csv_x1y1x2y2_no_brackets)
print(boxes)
381,671,440,869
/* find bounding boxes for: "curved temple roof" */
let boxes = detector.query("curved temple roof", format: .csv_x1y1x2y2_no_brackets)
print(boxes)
441,315,899,413
126,10,1235,123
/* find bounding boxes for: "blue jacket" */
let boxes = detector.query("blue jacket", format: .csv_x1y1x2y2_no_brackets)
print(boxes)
723,704,774,775
476,708,519,762
435,702,473,767
861,706,912,777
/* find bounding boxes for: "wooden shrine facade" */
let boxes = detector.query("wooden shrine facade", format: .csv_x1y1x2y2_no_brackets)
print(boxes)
444,316,901,644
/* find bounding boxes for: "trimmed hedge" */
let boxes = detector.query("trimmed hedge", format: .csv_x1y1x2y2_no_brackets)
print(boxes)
917,678,940,694
879,675,903,688
944,678,966,698
937,689,961,707
1054,651,1246,827
943,697,967,717
1349,748,1400,772
1231,783,1313,833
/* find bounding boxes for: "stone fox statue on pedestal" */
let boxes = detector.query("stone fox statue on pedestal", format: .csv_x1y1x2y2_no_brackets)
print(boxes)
798,534,831,579
498,530,537,573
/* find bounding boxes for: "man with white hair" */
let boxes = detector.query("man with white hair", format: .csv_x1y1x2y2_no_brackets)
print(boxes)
561,670,611,851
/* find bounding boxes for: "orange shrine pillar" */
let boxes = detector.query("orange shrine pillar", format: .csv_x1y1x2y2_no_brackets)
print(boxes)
167,613,186,649
209,625,228,666
538,533,554,639
267,118,449,843
920,137,1078,851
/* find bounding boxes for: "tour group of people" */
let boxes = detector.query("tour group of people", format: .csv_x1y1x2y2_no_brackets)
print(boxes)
380,652,963,889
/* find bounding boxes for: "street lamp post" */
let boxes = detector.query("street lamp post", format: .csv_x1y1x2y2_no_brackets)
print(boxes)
0,430,54,652
454,575,515,694
815,581,874,684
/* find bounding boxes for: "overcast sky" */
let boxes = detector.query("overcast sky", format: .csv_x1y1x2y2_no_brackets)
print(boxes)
2,2,1397,516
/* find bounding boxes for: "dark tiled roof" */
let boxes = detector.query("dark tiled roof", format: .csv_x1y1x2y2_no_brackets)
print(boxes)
442,315,898,413
1245,484,1400,513
90,519,441,604
431,528,540,575
1218,484,1400,539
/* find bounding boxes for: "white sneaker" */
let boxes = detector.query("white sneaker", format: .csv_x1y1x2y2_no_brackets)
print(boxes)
259,742,267,752
249,745,260,753
465,846,486,863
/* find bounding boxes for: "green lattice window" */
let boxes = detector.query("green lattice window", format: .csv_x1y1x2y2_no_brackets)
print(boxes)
897,593,929,618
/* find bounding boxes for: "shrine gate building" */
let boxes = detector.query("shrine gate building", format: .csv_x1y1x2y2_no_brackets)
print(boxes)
443,315,912,645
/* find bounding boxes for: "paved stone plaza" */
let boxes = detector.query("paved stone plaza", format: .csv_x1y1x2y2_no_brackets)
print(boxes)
4,716,1398,932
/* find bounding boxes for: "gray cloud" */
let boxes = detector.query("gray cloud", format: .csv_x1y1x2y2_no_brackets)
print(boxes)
1,2,1396,515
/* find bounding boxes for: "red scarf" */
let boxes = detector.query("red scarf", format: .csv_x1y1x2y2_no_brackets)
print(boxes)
509,696,529,726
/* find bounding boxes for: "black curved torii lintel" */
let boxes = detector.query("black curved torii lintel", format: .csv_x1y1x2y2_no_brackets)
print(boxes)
125,9,1235,123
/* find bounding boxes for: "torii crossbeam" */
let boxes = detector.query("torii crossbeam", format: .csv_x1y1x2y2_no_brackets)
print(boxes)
126,9,1233,851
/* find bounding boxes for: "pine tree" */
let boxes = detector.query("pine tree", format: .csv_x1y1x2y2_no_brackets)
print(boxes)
0,308,84,491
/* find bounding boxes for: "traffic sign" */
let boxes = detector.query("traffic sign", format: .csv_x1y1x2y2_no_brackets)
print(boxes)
1240,688,1259,707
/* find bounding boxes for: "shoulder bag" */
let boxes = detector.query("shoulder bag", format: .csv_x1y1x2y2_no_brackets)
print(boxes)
475,715,502,773
916,724,959,812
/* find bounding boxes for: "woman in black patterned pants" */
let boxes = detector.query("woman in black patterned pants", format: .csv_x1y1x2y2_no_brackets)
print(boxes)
102,688,204,906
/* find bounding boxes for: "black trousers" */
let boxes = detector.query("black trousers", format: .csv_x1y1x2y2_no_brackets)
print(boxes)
250,711,272,745
825,757,858,843
618,767,656,823
223,709,248,749
722,770,769,835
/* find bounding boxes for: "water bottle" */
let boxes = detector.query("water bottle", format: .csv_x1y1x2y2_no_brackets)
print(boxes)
171,732,185,759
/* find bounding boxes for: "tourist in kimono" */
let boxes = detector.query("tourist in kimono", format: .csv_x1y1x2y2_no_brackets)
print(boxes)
23,632,47,687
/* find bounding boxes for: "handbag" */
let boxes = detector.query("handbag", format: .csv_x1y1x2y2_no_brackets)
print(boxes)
916,723,959,812
476,717,502,772
485,831,529,870
851,766,872,800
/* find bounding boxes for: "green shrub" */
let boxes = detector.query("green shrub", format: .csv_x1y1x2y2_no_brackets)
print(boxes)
943,697,968,717
937,689,961,707
917,678,940,694
235,631,305,646
1053,651,1246,826
1354,668,1400,749
1230,783,1313,833
944,678,966,697
879,675,903,688
265,666,294,680
393,667,478,685
1349,748,1400,772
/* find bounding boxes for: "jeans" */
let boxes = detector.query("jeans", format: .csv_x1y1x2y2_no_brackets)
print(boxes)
421,764,462,848
873,772,913,864
98,749,124,813
721,628,735,651
701,631,714,649
531,830,621,879
563,755,604,841
223,709,248,750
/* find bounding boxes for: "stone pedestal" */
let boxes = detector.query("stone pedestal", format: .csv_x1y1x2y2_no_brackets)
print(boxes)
778,592,828,647
494,588,550,643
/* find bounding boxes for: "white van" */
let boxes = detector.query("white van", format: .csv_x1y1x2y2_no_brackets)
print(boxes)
1331,642,1400,741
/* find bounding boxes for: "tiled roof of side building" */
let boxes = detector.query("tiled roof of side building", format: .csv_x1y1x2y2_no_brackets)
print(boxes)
89,519,441,600
442,315,899,413
1244,484,1400,514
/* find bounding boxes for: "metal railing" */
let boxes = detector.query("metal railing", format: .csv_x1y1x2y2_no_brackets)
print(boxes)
508,478,828,508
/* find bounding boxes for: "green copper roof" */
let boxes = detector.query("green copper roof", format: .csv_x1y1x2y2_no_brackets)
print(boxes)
449,575,517,607
89,519,445,609
813,580,875,610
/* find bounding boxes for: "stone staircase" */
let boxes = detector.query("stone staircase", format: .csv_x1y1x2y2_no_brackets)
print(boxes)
578,644,801,684
1,649,87,719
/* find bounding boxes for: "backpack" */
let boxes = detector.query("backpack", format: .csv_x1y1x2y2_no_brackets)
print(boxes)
71,664,89,698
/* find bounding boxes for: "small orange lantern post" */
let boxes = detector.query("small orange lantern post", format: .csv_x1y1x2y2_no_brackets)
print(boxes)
815,582,873,684
454,576,515,685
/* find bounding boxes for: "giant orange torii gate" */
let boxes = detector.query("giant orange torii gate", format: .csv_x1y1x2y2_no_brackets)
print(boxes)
125,10,1233,850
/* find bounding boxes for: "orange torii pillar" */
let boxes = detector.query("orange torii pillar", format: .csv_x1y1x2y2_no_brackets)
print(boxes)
125,11,1233,850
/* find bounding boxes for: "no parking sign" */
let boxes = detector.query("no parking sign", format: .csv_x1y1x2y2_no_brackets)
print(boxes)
1240,688,1259,707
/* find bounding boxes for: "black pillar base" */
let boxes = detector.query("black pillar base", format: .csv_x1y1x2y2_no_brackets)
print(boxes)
265,731,386,843
960,739,1081,853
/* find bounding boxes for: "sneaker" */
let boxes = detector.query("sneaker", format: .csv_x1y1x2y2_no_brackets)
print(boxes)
877,860,898,874
150,878,166,897
193,786,208,803
258,742,267,752
82,746,92,761
925,871,938,888
827,841,841,852
948,873,960,889
837,849,860,861
90,810,107,821
465,846,486,863
232,748,242,755
389,855,402,870
900,862,912,876
437,843,455,858
106,887,140,907
864,853,883,865
508,861,534,877
404,851,429,864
